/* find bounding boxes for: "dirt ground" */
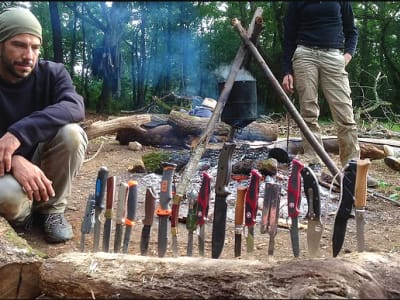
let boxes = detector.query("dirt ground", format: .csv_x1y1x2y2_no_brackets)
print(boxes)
18,113,400,264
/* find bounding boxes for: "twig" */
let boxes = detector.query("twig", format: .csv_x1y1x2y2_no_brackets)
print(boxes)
84,142,105,163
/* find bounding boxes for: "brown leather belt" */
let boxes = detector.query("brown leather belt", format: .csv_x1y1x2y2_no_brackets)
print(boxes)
299,44,341,52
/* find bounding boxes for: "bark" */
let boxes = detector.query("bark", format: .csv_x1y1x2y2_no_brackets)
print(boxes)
39,252,400,299
83,114,151,140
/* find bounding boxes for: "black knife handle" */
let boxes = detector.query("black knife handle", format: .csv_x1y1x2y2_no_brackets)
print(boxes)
336,160,357,219
95,166,109,209
301,166,321,219
126,180,138,222
215,142,236,197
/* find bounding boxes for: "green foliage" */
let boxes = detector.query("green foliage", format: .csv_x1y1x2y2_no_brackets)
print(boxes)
142,151,172,174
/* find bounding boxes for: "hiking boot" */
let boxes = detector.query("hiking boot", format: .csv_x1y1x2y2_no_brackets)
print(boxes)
40,213,74,243
367,175,378,188
384,156,400,172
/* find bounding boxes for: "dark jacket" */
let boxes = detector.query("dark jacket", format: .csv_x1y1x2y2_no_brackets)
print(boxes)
283,1,358,75
0,59,85,158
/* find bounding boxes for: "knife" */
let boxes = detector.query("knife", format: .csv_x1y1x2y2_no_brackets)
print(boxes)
102,175,116,252
122,180,138,253
287,159,304,257
93,166,109,252
332,160,357,257
170,173,181,257
140,186,157,256
301,166,323,257
80,193,96,252
245,169,262,254
354,159,370,252
157,162,176,257
186,189,198,257
114,182,128,253
260,175,281,256
212,142,236,259
196,171,211,257
234,185,247,257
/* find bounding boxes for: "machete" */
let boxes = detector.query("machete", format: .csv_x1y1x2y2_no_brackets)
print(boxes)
212,142,236,259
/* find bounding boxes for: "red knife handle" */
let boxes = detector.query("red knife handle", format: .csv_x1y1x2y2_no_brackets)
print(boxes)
196,171,212,226
245,169,262,226
287,159,304,218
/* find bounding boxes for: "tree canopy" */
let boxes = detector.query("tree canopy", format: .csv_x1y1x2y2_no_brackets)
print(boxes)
2,1,399,124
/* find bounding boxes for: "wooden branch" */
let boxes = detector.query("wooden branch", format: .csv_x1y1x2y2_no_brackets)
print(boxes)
83,114,151,140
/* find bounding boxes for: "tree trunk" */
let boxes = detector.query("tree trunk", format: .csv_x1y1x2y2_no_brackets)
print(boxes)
49,2,63,63
39,251,400,299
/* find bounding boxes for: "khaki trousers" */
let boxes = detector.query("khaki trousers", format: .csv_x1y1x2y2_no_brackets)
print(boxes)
292,45,360,167
0,124,88,224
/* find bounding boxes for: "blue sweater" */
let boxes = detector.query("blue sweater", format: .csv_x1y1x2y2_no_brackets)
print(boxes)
0,60,85,158
283,1,358,75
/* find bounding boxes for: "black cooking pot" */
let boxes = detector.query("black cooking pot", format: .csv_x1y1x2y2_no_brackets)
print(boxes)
219,80,257,129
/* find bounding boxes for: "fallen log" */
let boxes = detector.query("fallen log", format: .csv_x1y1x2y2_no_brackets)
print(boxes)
39,252,400,299
83,114,151,140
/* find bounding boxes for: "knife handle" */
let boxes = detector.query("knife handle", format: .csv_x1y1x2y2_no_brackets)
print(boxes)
186,190,198,232
116,182,129,224
245,169,262,226
196,171,212,226
159,162,177,210
261,177,281,234
81,193,96,234
301,166,321,219
354,159,370,209
287,159,304,218
105,176,116,219
215,142,236,197
336,160,357,219
235,186,247,226
126,180,138,225
143,187,156,226
95,166,109,209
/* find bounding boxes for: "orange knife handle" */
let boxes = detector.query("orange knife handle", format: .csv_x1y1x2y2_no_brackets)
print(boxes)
234,186,247,226
354,159,371,208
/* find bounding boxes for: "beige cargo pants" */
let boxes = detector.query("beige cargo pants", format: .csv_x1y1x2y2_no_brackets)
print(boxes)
292,45,360,167
0,124,88,225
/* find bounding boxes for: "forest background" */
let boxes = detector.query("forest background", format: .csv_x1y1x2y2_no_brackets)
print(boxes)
5,1,400,128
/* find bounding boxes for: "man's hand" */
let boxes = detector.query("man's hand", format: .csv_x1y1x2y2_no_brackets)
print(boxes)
344,53,352,66
0,132,21,176
282,74,295,95
11,155,55,201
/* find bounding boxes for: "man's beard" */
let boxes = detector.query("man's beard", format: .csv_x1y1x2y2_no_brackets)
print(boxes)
1,55,33,80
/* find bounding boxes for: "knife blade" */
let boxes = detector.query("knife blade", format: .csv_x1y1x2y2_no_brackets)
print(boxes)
122,180,138,253
245,169,262,254
186,189,198,257
196,171,211,257
332,160,357,257
80,193,96,252
234,185,247,257
157,162,176,257
260,175,281,256
114,182,128,253
212,142,236,259
93,166,109,252
170,172,181,257
140,186,157,256
354,159,370,252
287,159,304,257
102,175,116,252
301,166,323,257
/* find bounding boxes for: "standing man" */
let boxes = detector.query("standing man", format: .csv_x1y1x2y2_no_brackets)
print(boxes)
0,7,88,242
281,2,376,187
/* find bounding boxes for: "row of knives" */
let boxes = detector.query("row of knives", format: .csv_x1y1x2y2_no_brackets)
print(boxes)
80,155,370,258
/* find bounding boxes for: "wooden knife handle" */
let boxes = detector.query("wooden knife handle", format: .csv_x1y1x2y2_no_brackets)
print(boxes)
234,186,247,226
354,159,371,208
